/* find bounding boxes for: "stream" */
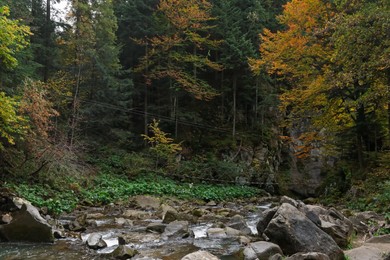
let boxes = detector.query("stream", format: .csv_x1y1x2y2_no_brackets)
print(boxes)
0,200,273,259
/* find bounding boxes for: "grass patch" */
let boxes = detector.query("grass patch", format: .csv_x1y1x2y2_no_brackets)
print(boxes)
6,173,264,215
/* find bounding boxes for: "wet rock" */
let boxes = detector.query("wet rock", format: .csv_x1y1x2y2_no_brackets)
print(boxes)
134,195,161,210
162,220,190,240
256,207,277,235
224,226,242,237
0,203,54,243
162,209,179,223
110,245,138,259
227,214,251,235
181,250,219,260
285,252,330,260
250,241,283,259
264,203,344,260
146,222,166,233
86,233,107,249
207,228,227,238
53,229,66,239
115,217,133,226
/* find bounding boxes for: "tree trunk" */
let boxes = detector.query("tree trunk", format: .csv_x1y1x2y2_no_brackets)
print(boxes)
232,72,237,138
43,0,50,82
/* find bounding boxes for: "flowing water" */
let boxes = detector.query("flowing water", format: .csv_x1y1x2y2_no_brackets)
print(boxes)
0,202,272,259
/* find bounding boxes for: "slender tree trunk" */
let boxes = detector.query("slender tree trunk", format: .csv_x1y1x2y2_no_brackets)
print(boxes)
144,45,149,139
232,72,237,138
356,105,366,169
175,95,179,138
70,65,81,148
43,0,50,82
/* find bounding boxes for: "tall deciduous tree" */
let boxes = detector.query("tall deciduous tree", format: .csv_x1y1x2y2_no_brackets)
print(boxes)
251,0,389,167
0,6,30,149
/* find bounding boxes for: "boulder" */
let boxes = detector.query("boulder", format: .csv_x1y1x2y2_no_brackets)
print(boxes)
305,205,353,248
348,211,384,234
256,207,277,235
227,214,251,235
162,220,191,240
0,203,54,243
285,252,330,260
146,222,166,233
110,245,138,259
181,250,219,260
224,226,242,237
263,203,344,260
242,247,257,260
86,233,107,249
249,241,283,259
207,228,227,238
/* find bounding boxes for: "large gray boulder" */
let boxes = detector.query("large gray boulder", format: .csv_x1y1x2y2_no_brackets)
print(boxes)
162,220,191,240
0,202,54,243
181,250,219,260
263,203,344,260
226,214,252,235
250,241,283,259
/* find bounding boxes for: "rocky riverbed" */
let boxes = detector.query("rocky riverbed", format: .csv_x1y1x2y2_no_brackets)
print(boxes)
1,192,390,259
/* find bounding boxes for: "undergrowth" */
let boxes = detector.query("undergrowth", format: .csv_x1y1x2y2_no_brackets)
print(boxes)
6,173,263,215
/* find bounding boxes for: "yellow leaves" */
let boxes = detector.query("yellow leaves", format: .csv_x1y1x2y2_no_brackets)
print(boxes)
158,0,213,31
0,92,27,149
142,119,182,160
0,5,31,70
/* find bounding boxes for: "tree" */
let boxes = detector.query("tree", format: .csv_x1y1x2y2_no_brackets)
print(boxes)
0,6,30,71
135,0,222,100
0,6,30,149
251,0,389,167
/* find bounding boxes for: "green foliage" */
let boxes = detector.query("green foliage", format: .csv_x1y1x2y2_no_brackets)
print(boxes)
142,119,182,168
6,172,263,214
0,92,27,149
0,5,30,70
175,158,245,184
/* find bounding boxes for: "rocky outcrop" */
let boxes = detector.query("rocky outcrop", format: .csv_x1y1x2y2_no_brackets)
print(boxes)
0,199,54,243
110,245,138,259
262,203,344,259
181,250,219,260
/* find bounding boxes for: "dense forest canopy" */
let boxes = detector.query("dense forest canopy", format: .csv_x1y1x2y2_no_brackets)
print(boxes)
0,0,389,210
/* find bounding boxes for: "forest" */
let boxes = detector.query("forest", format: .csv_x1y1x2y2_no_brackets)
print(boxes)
0,0,389,215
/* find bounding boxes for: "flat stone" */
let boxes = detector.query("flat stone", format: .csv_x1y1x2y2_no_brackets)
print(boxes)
181,250,219,260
